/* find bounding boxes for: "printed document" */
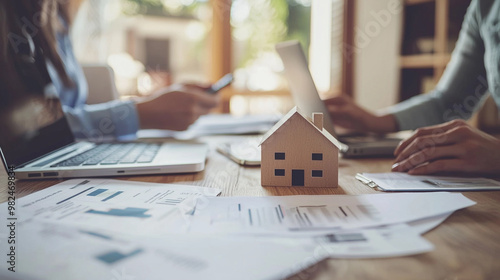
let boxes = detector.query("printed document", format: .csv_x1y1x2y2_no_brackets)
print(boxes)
14,178,220,235
188,192,475,236
356,172,500,191
138,114,280,140
10,221,317,280
6,221,433,280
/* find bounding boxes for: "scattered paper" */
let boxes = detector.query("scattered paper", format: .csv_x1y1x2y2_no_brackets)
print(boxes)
7,222,432,280
0,178,478,280
15,179,220,235
138,114,281,140
188,193,475,236
11,221,317,280
406,212,452,234
356,172,500,191
312,225,433,259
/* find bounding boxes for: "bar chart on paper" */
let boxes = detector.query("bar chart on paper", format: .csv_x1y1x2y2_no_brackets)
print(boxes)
86,207,152,218
96,249,144,265
84,188,185,205
49,179,221,208
13,179,221,236
87,189,124,202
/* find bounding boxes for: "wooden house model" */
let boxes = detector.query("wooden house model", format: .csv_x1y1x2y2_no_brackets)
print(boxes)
259,107,341,188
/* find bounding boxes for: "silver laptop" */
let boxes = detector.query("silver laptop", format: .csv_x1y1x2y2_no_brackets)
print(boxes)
0,95,207,180
275,40,400,158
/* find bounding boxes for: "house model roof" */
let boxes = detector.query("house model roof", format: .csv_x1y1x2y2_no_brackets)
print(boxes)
259,106,344,150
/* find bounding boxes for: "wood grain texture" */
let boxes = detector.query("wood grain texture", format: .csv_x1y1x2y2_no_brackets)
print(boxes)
1,135,499,280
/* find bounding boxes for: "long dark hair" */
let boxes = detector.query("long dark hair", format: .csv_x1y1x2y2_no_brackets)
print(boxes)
0,0,73,96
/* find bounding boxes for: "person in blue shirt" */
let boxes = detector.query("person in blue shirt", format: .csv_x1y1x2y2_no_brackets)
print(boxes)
0,0,219,142
325,0,500,176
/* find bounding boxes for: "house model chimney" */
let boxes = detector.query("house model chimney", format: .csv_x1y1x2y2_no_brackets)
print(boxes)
312,113,323,130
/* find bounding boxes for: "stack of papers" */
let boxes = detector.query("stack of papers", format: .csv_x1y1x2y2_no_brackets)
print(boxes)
138,114,281,140
13,222,315,280
188,193,471,235
186,193,473,259
0,179,476,280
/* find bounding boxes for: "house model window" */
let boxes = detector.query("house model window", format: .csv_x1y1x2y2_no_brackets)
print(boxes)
312,153,323,160
259,107,341,188
275,153,286,160
312,170,323,177
275,169,285,176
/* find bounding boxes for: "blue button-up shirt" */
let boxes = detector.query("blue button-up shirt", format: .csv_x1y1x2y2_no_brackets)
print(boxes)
47,25,139,141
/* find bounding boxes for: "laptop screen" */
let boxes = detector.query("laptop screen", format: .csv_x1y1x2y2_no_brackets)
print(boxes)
0,92,75,168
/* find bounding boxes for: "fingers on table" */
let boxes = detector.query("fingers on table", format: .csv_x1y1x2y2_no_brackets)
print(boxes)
392,145,464,172
392,120,474,174
394,119,469,157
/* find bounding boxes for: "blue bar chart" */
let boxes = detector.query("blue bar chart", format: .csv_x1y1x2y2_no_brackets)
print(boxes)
86,207,152,218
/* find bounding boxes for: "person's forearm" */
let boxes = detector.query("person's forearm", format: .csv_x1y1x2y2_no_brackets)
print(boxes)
372,114,399,133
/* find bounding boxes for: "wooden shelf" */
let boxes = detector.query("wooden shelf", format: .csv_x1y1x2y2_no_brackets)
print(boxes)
399,0,470,99
398,0,498,129
400,54,451,68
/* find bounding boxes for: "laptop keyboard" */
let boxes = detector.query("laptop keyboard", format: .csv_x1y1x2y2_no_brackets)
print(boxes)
51,143,161,167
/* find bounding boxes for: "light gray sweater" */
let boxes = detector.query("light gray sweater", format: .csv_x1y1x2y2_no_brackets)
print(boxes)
389,0,500,130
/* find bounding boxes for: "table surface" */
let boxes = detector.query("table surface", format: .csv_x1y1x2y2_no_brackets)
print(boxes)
1,135,499,280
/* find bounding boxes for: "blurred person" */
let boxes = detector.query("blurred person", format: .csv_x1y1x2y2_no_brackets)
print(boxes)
325,0,500,175
0,0,219,141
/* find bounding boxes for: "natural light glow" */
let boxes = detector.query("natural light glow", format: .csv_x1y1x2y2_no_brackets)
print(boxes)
296,0,312,7
186,21,207,41
230,95,293,115
104,0,122,21
180,0,195,6
137,72,153,95
309,0,333,94
231,0,250,24
237,52,285,91
107,53,145,96
161,0,183,13
107,53,144,78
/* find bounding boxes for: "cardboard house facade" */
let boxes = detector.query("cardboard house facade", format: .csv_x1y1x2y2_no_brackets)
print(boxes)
260,107,341,188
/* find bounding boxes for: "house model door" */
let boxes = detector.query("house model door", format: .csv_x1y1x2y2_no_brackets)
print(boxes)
292,170,305,186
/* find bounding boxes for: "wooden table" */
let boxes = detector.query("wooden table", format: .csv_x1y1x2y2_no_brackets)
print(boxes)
1,135,499,279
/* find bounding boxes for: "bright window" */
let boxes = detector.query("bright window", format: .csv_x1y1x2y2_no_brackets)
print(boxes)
71,0,350,113
230,0,311,92
72,0,212,96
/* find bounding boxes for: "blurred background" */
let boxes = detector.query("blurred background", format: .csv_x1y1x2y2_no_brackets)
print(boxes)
71,0,500,131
